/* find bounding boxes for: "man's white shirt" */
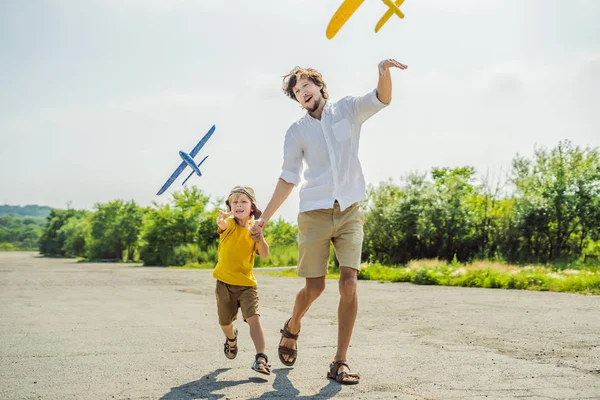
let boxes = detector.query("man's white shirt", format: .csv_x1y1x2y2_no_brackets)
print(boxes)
280,89,389,213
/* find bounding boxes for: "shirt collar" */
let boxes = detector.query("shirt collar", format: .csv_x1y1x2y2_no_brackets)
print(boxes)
305,100,331,121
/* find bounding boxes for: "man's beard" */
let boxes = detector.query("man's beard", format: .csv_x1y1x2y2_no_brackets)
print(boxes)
304,96,321,113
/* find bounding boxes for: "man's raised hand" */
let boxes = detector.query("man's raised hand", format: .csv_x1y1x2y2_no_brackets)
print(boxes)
378,59,407,77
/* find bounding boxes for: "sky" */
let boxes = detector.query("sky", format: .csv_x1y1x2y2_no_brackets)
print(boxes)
1,0,599,223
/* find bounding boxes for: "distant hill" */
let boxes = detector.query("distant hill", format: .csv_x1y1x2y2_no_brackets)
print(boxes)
0,205,53,218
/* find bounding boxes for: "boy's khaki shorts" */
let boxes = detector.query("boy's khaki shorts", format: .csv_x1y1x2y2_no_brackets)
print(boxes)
297,201,365,278
214,280,259,326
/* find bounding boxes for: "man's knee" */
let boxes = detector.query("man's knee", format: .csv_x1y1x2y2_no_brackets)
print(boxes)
305,277,326,300
339,268,358,298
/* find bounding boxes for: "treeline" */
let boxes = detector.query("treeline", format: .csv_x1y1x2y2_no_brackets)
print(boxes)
363,140,600,266
37,187,299,267
0,214,46,250
0,205,51,218
25,140,600,268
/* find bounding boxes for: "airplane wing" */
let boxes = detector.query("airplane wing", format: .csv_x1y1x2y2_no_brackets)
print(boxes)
156,161,187,195
376,0,405,33
326,0,365,39
189,124,216,158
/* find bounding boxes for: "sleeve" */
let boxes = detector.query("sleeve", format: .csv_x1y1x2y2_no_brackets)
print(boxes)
349,88,389,125
279,128,303,185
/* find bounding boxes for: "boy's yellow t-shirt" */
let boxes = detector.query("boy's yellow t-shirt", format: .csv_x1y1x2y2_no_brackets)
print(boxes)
212,217,259,287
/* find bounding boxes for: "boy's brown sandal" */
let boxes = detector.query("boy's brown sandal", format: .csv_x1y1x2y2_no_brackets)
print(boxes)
252,353,271,375
223,328,238,360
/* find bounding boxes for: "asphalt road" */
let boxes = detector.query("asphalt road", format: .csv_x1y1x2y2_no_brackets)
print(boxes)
1,252,599,399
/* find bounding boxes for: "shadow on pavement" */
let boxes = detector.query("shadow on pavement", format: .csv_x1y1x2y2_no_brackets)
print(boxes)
247,368,342,399
160,367,342,399
160,368,268,400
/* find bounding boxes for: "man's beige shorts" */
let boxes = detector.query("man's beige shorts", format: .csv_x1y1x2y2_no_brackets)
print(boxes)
214,280,259,326
297,201,365,278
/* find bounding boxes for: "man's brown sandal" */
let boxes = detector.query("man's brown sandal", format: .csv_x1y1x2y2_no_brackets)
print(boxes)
252,353,271,375
223,328,238,360
327,360,360,385
278,318,300,366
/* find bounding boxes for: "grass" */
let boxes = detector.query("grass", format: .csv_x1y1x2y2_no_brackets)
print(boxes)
357,259,600,295
258,268,340,279
0,244,37,252
260,259,600,295
168,262,215,269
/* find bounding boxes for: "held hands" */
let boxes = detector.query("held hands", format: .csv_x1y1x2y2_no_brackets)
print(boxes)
250,218,266,242
378,59,407,77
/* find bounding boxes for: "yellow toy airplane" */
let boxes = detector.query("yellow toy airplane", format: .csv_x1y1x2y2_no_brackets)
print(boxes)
326,0,406,40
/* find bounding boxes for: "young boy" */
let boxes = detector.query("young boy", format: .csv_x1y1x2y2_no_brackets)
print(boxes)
213,185,271,375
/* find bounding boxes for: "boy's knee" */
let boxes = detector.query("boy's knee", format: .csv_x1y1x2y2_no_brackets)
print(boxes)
245,314,260,324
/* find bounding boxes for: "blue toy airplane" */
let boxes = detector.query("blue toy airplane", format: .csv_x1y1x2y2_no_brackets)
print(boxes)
156,125,216,196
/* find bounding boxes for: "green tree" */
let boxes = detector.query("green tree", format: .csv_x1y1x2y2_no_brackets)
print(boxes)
139,186,211,266
59,212,92,257
39,209,86,256
510,140,600,262
264,217,298,247
87,200,143,261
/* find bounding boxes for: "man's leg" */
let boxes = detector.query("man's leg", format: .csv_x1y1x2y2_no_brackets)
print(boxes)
280,207,332,364
329,202,363,383
279,276,326,363
333,267,359,383
335,267,358,361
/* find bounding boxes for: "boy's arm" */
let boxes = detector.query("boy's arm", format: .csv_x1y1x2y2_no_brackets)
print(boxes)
256,235,269,258
216,210,233,231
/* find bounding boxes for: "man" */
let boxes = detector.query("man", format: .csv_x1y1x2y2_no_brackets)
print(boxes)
250,59,407,384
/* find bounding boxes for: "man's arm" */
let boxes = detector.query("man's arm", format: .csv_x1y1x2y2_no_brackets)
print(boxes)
350,58,407,125
251,178,295,237
376,58,407,105
250,127,302,237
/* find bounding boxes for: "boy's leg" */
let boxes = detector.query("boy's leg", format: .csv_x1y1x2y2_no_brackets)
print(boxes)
239,287,270,374
220,324,238,358
238,286,265,355
220,324,237,341
246,315,270,374
215,281,240,359
245,315,266,354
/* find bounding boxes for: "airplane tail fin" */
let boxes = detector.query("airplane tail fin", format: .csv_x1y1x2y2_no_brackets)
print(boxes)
181,155,209,186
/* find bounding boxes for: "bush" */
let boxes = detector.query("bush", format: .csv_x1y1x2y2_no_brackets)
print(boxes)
172,243,218,266
255,244,298,268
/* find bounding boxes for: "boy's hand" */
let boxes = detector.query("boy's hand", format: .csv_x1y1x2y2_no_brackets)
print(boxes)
250,218,266,241
378,58,407,77
217,210,233,225
251,231,264,243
